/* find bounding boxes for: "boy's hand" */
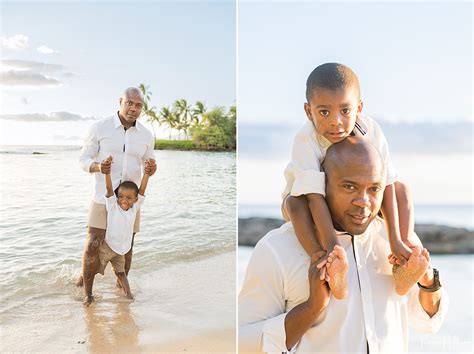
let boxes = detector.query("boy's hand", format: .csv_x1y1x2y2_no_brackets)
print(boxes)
389,240,413,266
100,155,113,174
307,251,331,310
144,158,157,176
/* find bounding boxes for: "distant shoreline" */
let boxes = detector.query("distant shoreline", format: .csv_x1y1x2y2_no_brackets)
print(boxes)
239,217,474,254
155,139,235,152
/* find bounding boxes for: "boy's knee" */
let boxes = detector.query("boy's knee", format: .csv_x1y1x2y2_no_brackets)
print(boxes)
115,271,126,278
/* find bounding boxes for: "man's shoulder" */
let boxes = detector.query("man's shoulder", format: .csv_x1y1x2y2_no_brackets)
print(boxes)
255,222,306,261
91,115,116,130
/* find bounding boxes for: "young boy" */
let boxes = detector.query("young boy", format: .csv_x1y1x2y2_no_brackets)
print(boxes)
282,63,425,299
83,155,151,306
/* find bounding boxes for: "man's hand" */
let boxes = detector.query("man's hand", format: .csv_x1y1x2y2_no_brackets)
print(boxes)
144,158,157,176
100,155,113,175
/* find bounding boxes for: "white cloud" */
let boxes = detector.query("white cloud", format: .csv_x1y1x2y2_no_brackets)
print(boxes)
0,70,62,87
0,59,64,73
1,34,29,50
0,111,96,122
37,45,59,54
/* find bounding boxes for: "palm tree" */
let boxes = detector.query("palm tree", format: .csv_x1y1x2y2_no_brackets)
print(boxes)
192,101,206,127
173,99,193,140
138,84,159,139
158,106,177,140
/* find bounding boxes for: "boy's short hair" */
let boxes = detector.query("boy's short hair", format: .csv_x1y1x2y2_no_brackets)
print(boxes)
115,180,139,197
306,63,360,101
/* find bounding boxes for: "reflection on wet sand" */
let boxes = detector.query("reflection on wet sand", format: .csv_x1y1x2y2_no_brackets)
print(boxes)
85,299,140,353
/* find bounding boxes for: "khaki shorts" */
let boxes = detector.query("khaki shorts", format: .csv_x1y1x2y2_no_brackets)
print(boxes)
87,200,140,233
98,241,125,275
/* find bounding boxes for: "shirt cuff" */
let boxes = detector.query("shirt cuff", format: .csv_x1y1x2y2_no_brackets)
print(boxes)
80,158,95,173
291,170,326,197
411,287,449,333
262,312,297,353
386,164,398,186
104,194,117,211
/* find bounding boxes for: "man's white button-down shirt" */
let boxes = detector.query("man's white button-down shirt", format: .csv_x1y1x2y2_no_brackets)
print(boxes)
282,115,398,203
79,114,155,204
239,219,448,353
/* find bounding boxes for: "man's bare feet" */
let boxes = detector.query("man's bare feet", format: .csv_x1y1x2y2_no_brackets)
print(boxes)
392,246,429,295
75,275,84,287
83,295,94,307
326,245,349,300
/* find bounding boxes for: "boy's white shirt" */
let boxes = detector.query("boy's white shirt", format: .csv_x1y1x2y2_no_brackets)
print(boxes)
104,194,145,255
282,115,398,204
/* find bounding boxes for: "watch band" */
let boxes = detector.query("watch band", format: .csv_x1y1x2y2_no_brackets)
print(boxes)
417,268,441,292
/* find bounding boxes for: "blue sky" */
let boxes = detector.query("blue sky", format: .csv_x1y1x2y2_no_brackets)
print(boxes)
238,1,472,124
0,1,236,144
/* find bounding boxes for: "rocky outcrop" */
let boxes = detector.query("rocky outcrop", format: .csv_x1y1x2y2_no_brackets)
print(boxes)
238,217,474,254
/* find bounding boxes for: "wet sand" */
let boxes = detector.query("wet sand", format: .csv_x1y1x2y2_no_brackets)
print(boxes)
1,251,236,353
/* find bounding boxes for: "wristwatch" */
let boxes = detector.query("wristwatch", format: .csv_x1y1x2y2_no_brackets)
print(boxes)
417,268,441,292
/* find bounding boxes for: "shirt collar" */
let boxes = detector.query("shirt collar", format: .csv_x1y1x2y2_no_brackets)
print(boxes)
116,111,140,130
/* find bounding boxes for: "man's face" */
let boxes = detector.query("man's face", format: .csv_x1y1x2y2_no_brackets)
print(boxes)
304,87,362,143
117,187,138,211
325,161,385,235
119,93,143,125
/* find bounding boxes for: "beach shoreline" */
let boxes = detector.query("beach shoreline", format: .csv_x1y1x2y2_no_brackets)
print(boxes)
1,251,236,353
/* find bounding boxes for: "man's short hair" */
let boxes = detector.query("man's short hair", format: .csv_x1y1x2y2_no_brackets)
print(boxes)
115,180,139,197
306,63,360,101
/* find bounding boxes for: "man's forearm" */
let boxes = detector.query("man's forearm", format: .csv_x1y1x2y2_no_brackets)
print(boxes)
307,193,340,250
418,267,441,317
285,301,325,350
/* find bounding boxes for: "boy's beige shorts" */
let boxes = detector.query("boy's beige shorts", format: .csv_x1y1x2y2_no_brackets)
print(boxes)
98,241,125,275
87,200,141,233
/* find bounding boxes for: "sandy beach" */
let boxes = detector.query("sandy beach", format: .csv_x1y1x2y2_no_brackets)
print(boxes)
1,251,236,353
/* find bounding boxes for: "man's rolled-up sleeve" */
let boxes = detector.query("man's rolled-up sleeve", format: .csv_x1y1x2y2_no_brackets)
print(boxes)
290,133,325,197
239,239,291,352
79,124,99,173
407,287,449,333
142,134,156,162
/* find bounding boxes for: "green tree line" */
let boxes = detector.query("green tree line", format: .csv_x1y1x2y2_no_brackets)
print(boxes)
139,84,236,150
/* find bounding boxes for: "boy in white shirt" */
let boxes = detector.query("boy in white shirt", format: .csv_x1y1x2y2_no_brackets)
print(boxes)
283,63,425,300
83,155,150,306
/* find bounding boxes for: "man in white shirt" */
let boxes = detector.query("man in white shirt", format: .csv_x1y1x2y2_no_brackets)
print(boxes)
77,87,157,300
239,137,447,353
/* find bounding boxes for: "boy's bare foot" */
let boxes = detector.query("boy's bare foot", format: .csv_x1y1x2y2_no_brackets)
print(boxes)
75,275,84,287
392,246,429,295
83,295,94,307
326,245,349,300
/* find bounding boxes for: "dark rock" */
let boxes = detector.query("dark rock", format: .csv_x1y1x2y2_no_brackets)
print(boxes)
238,217,474,254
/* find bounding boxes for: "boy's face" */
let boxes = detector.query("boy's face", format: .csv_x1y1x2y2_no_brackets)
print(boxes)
304,86,363,143
117,187,138,211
